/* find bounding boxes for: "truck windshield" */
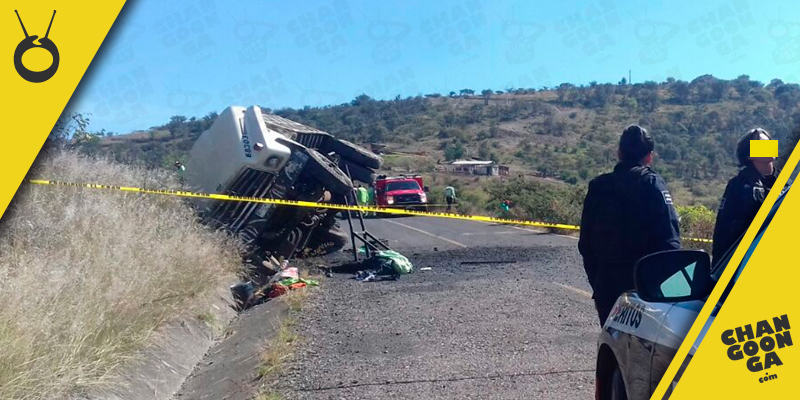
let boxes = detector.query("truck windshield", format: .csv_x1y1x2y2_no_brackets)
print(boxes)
386,181,420,191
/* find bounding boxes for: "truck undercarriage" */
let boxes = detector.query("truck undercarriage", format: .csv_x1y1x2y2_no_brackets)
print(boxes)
186,106,385,279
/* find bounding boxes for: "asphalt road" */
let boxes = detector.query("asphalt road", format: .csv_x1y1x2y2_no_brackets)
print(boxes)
273,216,598,400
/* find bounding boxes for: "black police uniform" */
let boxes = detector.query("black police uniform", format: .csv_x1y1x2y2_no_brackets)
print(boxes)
579,161,681,326
711,166,779,263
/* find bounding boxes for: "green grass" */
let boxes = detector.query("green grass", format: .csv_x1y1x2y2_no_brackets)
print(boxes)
255,318,300,380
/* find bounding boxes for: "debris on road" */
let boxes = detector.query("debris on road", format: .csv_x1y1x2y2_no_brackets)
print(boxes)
420,267,433,271
266,277,319,299
355,250,414,282
269,267,299,283
232,259,321,309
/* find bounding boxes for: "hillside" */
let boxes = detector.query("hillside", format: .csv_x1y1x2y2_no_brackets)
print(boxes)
80,74,800,209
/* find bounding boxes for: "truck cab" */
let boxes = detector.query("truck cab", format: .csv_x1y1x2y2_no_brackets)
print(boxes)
374,174,428,209
185,105,382,269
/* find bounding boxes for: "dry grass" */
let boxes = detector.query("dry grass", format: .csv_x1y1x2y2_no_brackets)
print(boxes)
255,318,299,380
0,151,242,400
254,392,284,400
279,289,309,313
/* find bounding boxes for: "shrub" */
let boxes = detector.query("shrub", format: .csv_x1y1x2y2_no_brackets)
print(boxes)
485,177,585,225
676,205,715,252
0,151,242,399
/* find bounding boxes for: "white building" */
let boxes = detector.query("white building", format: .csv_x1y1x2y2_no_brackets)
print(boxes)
446,160,509,176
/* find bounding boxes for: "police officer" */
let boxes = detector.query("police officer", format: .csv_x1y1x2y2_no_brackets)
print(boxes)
712,128,779,263
579,125,681,326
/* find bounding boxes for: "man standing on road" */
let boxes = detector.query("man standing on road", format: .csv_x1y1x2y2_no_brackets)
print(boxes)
356,185,369,209
445,185,457,212
579,125,681,326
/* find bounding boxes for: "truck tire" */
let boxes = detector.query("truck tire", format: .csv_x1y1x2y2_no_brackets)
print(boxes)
303,223,348,257
304,147,354,197
339,159,376,184
325,139,383,169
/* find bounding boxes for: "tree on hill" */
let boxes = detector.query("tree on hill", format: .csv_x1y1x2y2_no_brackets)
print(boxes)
167,116,188,139
774,83,800,111
670,80,690,104
556,83,575,104
83,74,800,208
444,142,465,161
481,89,493,105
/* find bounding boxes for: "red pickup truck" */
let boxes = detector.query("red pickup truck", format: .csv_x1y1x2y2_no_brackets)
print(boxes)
374,174,428,210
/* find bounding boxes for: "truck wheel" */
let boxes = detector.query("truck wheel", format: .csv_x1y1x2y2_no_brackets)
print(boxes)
303,224,349,257
303,147,354,197
610,367,628,400
325,139,383,169
339,159,376,184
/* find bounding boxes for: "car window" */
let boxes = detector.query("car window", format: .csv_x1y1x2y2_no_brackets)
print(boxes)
386,181,420,191
659,262,697,297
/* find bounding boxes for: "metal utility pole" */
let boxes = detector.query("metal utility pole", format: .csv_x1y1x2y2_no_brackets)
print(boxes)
629,70,632,85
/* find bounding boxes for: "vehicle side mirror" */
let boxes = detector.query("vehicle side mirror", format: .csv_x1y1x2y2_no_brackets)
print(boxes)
424,186,430,192
634,250,712,303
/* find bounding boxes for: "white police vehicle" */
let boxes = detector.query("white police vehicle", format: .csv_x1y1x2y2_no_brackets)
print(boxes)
595,185,789,400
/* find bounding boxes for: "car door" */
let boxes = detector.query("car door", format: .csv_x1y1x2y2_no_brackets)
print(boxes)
605,292,672,397
649,299,703,395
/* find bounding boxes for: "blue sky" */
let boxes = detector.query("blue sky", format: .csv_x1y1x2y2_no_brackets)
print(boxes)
73,0,800,133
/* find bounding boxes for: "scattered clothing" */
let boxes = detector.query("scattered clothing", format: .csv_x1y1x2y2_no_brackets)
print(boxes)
355,250,414,282
355,270,379,282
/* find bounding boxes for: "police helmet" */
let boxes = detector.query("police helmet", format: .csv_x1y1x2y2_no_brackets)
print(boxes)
736,128,772,167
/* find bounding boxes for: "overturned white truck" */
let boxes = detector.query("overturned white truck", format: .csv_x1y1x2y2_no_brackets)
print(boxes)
186,105,382,269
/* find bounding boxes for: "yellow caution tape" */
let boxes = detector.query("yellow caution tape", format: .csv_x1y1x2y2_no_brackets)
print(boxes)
25,179,713,243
